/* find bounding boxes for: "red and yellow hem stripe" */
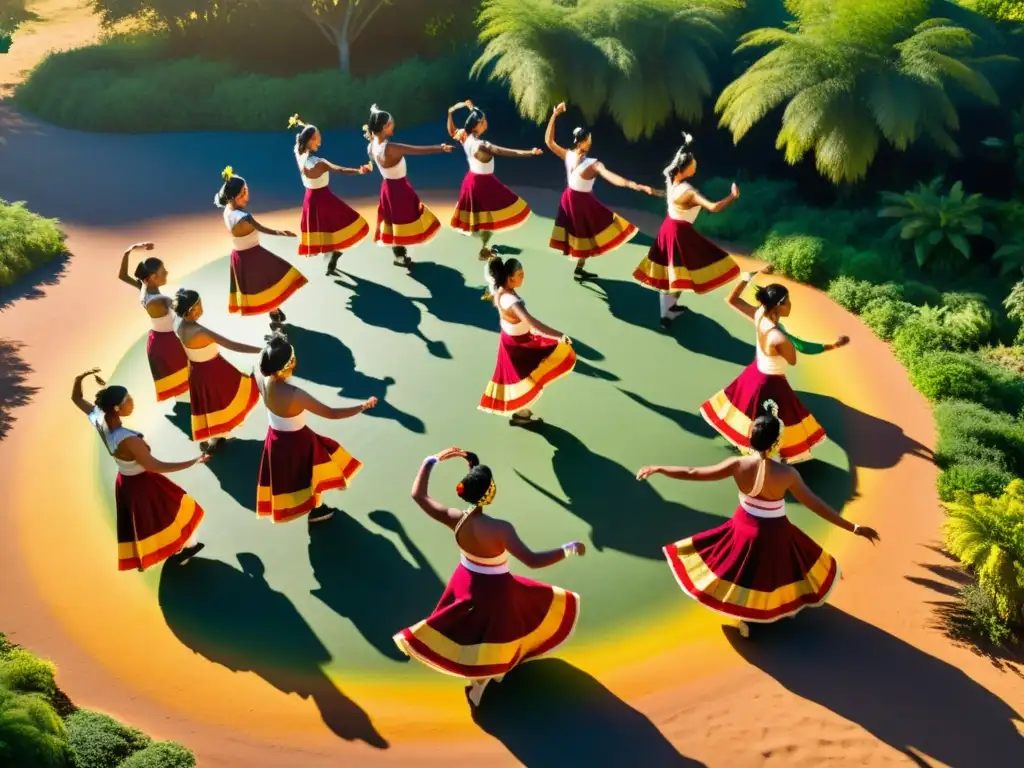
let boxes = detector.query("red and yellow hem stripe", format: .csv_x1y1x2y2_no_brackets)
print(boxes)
665,538,838,622
118,494,204,572
256,451,362,523
374,206,441,246
479,342,576,414
393,587,580,680
700,391,825,463
549,215,637,259
228,268,308,316
154,367,190,402
298,217,370,255
191,376,259,442
633,256,739,294
451,197,531,234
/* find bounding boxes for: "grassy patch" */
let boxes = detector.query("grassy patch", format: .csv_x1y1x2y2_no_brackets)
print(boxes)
0,200,67,288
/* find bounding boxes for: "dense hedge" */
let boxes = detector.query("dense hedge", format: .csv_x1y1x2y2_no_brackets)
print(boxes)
0,199,68,287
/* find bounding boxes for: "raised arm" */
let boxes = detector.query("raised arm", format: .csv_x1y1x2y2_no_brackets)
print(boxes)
509,303,567,343
788,473,879,542
410,453,465,527
545,104,567,160
726,267,772,319
293,388,377,420
637,457,740,482
446,100,469,138
71,368,102,415
116,242,154,289
593,162,656,195
122,436,206,474
196,326,262,355
493,519,582,569
680,182,739,214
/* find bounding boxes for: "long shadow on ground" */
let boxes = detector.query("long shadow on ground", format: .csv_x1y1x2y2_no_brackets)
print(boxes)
0,338,37,441
204,438,265,511
158,552,388,749
308,510,444,662
474,659,706,767
727,605,1024,766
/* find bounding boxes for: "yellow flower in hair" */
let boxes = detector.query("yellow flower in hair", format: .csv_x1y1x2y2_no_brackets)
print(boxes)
288,113,303,129
222,165,234,181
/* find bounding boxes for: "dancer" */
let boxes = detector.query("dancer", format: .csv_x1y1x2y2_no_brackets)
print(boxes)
364,104,451,268
255,331,377,523
545,101,655,281
638,402,879,637
71,368,208,570
700,266,848,463
173,288,261,452
288,114,372,275
479,256,576,426
395,446,584,708
117,241,190,401
632,134,742,329
215,166,308,325
446,99,540,260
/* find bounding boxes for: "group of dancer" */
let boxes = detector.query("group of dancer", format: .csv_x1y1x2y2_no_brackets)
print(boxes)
80,100,879,709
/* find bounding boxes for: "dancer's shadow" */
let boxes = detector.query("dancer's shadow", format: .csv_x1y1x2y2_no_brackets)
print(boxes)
285,325,425,434
165,401,192,438
204,438,265,511
406,261,496,332
618,388,719,441
308,509,444,661
793,458,856,518
515,422,720,559
474,659,704,766
726,605,1024,766
158,553,388,748
334,271,450,359
0,338,37,441
570,337,619,382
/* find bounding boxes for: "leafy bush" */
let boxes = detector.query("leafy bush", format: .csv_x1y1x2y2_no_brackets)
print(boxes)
1003,280,1024,344
934,400,1024,499
938,460,1014,501
119,741,196,768
0,649,57,699
832,245,905,284
981,345,1024,376
0,687,70,768
901,280,943,307
0,200,68,287
908,350,1024,412
66,710,150,768
860,297,917,340
692,177,799,248
826,277,903,314
892,309,962,365
954,583,1014,646
752,232,834,286
940,293,995,348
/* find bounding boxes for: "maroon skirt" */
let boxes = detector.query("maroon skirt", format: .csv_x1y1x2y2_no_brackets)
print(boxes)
256,425,362,523
374,177,441,247
548,188,637,259
186,354,259,441
147,329,189,401
115,471,204,571
450,172,531,234
701,363,826,463
633,218,740,293
665,503,839,622
298,186,370,256
394,561,580,679
479,332,577,414
228,244,308,316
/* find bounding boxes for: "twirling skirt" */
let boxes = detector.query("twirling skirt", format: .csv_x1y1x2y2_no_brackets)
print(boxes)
187,354,259,441
228,244,308,316
451,171,531,235
374,177,440,247
633,218,740,293
394,562,580,680
147,329,189,401
549,188,637,259
479,332,577,415
256,425,362,523
298,186,370,256
115,471,204,571
665,504,839,622
700,363,825,463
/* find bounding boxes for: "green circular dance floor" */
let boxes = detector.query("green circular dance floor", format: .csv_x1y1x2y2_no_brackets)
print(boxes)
100,214,852,681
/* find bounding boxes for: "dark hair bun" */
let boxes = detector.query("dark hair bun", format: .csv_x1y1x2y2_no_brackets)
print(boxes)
94,385,129,413
457,465,494,504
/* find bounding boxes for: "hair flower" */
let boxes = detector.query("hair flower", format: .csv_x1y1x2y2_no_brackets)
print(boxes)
288,113,303,129
221,165,234,181
456,482,465,496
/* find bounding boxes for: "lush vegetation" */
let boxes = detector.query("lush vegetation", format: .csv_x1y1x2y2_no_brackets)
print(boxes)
0,200,68,288
0,633,195,767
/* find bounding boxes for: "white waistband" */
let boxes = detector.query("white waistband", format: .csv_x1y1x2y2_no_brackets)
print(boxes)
268,411,306,431
150,314,175,333
116,462,146,476
739,494,786,518
755,355,787,375
460,554,510,574
231,232,260,251
184,344,219,363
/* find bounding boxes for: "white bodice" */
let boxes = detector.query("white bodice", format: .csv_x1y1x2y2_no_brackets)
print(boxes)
296,151,329,189
183,343,219,363
463,135,494,175
141,289,175,332
566,153,597,193
224,206,260,250
755,310,788,375
89,408,145,476
369,139,407,179
667,181,700,223
739,493,786,518
267,410,306,431
459,550,510,574
496,291,529,336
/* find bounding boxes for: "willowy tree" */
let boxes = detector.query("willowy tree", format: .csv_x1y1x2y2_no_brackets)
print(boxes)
283,0,395,73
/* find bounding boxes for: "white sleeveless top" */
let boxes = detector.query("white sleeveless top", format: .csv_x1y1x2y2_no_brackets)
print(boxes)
224,206,260,250
182,342,220,363
496,291,529,336
463,135,494,175
256,374,307,432
739,457,786,518
89,408,145,476
455,510,510,574
755,308,788,375
667,181,700,223
296,150,329,190
369,138,407,179
566,152,597,193
141,289,175,332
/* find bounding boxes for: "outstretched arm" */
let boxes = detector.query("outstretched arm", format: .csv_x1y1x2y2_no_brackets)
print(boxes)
594,162,655,195
510,303,566,342
637,457,740,482
117,242,153,289
197,327,262,355
294,388,377,420
242,214,295,238
122,436,205,474
71,368,102,415
478,140,543,159
788,473,878,542
680,183,739,214
494,520,576,569
545,106,567,160
781,326,850,355
410,454,464,528
388,142,453,158
303,159,372,179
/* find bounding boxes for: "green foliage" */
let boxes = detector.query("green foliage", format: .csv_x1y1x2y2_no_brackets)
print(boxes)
472,0,741,140
981,343,1024,375
860,297,917,340
692,177,799,247
934,399,1024,501
901,279,943,306
939,459,1015,500
118,741,196,768
1004,280,1024,344
908,350,1024,411
0,649,57,700
0,688,70,768
832,246,905,284
970,0,1024,22
0,0,38,37
752,232,833,285
0,199,68,288
892,302,992,365
953,582,1014,645
827,276,904,314
65,710,150,768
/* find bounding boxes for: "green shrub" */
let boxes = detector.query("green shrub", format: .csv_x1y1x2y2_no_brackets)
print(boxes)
1003,280,1024,344
827,277,904,314
901,280,943,307
66,710,150,768
752,232,834,286
940,295,995,349
892,310,961,365
908,351,1024,412
981,345,1024,376
119,741,196,768
0,633,14,659
689,178,799,248
0,200,68,287
934,399,1024,499
0,687,70,768
0,649,57,699
833,245,905,283
938,461,1014,501
954,583,1014,646
860,297,916,340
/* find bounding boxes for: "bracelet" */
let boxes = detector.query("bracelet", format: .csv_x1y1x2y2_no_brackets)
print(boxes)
853,524,860,534
562,543,577,557
741,272,756,283
424,456,438,467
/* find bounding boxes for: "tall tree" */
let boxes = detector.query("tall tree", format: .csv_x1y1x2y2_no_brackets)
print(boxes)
0,0,38,52
284,0,394,73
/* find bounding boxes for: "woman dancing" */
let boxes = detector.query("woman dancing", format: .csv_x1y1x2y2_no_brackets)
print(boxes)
364,104,451,268
479,256,576,426
700,266,848,463
288,114,372,275
116,241,190,401
446,99,540,260
216,167,308,325
638,402,879,637
633,134,742,329
173,288,261,453
545,102,655,281
72,368,208,570
255,331,377,524
395,447,584,708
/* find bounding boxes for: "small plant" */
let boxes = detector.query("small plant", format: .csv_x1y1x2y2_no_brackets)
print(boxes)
1003,280,1024,344
981,345,1024,375
860,297,917,341
752,232,833,285
827,277,904,314
893,309,962,365
0,649,57,699
0,199,68,287
119,740,196,768
908,350,1024,412
0,687,70,768
954,583,1014,646
66,710,150,768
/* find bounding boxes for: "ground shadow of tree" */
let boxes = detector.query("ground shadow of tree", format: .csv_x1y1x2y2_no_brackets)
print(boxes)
473,659,705,767
308,509,444,662
0,251,70,311
0,338,37,441
158,553,388,748
726,605,1024,766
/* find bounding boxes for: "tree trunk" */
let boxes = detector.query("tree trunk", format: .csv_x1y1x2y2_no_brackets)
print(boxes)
337,3,353,74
